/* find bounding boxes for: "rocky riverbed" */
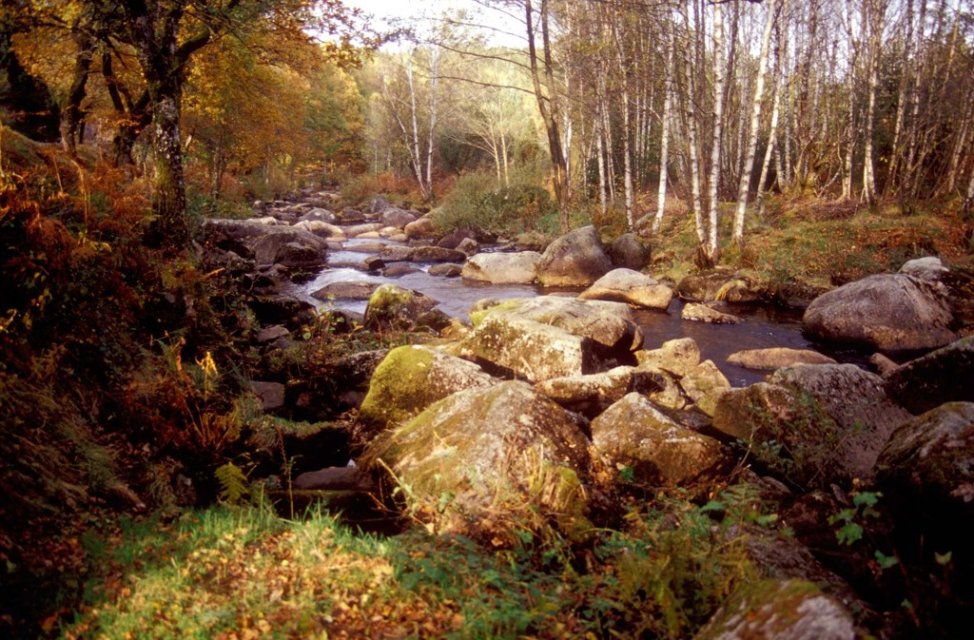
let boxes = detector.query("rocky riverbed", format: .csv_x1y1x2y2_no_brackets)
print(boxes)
198,192,974,638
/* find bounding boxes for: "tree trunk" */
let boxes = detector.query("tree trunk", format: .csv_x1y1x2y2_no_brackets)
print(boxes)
703,2,726,267
861,1,884,204
424,49,440,202
653,28,675,236
886,0,914,193
732,0,778,247
756,72,782,218
525,0,570,231
596,113,607,216
147,88,189,247
60,23,95,156
964,160,974,218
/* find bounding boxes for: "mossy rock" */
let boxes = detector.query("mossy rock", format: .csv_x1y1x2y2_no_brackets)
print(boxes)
591,392,729,486
714,364,911,490
358,345,495,429
363,284,438,331
696,579,855,640
365,381,597,538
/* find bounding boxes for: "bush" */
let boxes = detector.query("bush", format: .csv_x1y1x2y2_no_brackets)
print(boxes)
338,172,419,208
433,172,557,236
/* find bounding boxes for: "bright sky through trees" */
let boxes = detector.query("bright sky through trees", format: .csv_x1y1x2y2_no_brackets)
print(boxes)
343,0,524,47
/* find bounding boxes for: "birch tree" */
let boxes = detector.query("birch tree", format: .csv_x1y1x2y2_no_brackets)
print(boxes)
703,1,727,267
732,0,778,247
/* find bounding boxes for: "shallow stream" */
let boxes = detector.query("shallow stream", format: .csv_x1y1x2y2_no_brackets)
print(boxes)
288,234,838,387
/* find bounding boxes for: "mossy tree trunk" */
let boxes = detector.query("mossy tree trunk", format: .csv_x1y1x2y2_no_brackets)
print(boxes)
122,1,212,250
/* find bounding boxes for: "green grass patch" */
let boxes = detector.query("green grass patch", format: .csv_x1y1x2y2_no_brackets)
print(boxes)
64,485,769,639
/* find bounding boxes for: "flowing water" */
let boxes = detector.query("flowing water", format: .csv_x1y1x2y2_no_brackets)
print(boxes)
289,235,831,387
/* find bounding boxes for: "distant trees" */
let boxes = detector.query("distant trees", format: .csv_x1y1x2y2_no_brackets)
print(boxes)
4,0,368,248
363,0,973,260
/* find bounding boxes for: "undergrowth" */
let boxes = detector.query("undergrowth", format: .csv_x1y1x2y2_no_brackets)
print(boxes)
64,485,766,639
0,131,269,636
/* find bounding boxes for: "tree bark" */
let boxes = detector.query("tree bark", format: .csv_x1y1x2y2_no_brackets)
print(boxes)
60,22,95,156
703,2,726,267
861,1,883,204
525,0,570,231
652,27,675,236
732,0,778,247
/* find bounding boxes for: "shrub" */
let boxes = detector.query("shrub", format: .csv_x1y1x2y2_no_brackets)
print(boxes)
433,172,556,236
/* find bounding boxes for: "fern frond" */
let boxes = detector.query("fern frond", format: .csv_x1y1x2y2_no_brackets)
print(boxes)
215,462,250,505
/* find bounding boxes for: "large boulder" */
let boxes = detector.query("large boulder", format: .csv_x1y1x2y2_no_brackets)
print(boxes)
461,251,541,285
802,273,957,351
535,366,666,417
202,218,280,256
885,336,974,414
381,207,417,228
578,268,673,310
404,216,437,239
606,233,651,271
677,270,763,303
294,219,345,240
457,313,598,382
727,348,837,371
363,284,438,331
344,222,383,237
636,337,701,377
358,345,496,429
875,402,974,582
471,296,643,358
681,302,742,324
695,579,855,640
365,381,597,536
311,281,381,301
536,225,612,287
713,365,911,490
679,360,731,416
899,256,949,283
247,227,329,268
591,393,728,486
409,246,467,263
297,207,336,224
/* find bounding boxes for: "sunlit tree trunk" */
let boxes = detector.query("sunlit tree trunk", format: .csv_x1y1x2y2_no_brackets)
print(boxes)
732,0,778,247
595,112,607,216
653,27,675,236
703,1,726,266
860,0,884,204
525,0,570,231
756,71,782,219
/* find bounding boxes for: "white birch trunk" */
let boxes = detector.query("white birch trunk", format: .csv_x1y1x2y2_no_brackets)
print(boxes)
705,2,726,264
757,70,783,218
861,1,884,204
732,0,777,246
653,29,675,235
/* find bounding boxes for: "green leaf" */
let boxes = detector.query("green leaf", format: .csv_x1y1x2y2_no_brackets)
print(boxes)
700,500,726,513
853,491,880,508
935,551,953,566
618,466,635,483
755,513,779,527
874,550,899,570
835,521,864,546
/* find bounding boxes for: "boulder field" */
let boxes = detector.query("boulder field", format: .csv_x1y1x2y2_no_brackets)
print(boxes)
201,198,972,637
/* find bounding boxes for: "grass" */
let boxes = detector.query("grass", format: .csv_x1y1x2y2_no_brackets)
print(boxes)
645,194,971,294
61,485,773,639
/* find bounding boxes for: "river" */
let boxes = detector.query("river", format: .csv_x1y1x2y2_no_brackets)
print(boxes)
288,235,831,387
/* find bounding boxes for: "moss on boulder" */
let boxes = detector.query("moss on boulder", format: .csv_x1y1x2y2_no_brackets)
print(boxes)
365,381,598,538
358,345,495,428
591,393,729,486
